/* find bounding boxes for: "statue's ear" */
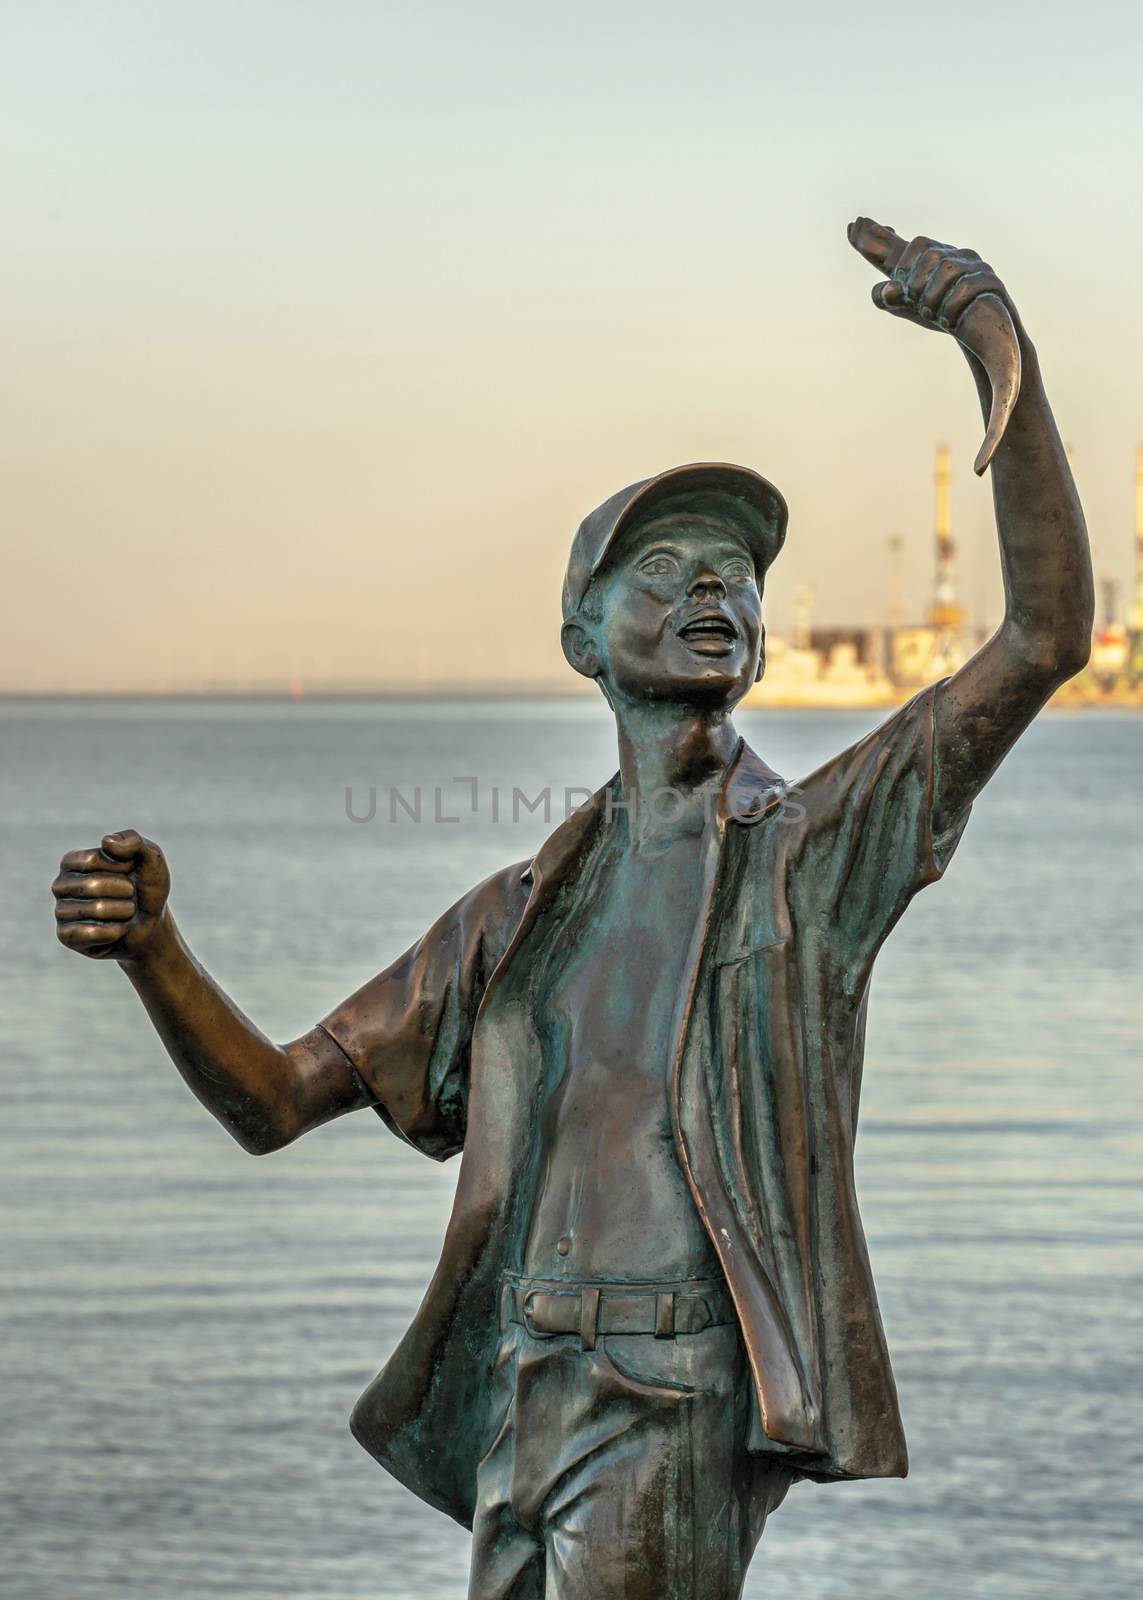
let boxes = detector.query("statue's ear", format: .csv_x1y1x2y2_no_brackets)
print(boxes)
754,622,767,684
561,619,602,682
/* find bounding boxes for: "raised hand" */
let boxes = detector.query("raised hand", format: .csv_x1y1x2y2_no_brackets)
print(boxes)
53,829,171,961
847,217,1022,476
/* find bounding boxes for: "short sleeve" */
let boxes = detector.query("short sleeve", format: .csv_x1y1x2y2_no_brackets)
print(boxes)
791,683,971,987
318,861,531,1161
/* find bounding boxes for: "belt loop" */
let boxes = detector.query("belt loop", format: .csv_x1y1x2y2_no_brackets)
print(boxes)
655,1291,676,1340
499,1280,511,1334
580,1286,600,1350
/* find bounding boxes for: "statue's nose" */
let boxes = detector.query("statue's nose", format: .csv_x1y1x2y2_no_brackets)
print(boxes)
688,568,726,600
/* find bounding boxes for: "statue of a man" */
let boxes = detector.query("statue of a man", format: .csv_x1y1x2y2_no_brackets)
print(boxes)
53,221,1093,1599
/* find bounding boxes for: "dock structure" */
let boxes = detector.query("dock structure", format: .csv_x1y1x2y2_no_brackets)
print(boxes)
930,443,963,632
752,444,1143,710
1129,446,1143,688
926,442,967,677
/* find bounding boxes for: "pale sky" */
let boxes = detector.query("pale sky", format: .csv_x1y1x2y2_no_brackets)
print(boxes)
4,1,1142,692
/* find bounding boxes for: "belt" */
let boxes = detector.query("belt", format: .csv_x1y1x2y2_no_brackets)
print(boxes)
500,1274,735,1351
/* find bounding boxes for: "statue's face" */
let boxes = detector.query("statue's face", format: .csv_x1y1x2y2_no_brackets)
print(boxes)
570,512,764,709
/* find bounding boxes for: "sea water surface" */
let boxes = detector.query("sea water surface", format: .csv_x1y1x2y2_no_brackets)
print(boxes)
2,697,1141,1600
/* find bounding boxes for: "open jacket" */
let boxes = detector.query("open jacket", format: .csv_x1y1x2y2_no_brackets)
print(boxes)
320,685,969,1527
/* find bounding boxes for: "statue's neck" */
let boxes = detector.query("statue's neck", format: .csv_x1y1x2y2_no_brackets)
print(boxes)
611,703,740,849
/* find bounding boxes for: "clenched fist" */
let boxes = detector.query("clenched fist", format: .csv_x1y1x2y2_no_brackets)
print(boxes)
53,830,171,961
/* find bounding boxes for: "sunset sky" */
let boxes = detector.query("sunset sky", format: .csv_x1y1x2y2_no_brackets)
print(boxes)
5,1,1142,692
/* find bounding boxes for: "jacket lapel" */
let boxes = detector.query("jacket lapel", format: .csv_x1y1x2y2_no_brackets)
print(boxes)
671,742,825,1453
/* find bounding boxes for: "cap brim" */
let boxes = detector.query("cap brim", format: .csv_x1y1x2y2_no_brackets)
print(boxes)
590,461,788,586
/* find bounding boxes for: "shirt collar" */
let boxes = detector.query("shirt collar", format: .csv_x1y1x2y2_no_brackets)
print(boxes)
519,739,786,888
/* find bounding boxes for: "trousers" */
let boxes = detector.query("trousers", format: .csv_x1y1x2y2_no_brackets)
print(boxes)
467,1281,794,1600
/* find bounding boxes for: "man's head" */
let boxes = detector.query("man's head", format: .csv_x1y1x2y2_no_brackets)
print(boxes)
561,466,787,712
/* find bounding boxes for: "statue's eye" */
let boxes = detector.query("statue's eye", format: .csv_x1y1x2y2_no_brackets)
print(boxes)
722,560,754,583
640,555,677,577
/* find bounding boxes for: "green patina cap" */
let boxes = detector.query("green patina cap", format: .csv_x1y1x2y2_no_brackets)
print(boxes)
562,461,788,622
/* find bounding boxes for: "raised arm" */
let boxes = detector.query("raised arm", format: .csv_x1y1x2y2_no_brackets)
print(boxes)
53,830,370,1153
849,218,1094,835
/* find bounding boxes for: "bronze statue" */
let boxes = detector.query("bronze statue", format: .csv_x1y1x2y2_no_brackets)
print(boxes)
52,220,1093,1599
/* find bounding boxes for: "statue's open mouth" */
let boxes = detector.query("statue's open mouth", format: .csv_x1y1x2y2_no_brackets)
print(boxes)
678,614,738,653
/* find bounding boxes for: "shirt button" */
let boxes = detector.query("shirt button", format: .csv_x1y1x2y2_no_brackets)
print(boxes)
556,1235,572,1257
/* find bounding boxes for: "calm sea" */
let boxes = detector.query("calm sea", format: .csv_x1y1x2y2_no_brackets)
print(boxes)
2,698,1141,1600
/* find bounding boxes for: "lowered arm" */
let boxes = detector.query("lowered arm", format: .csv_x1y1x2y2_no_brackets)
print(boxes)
54,829,370,1153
